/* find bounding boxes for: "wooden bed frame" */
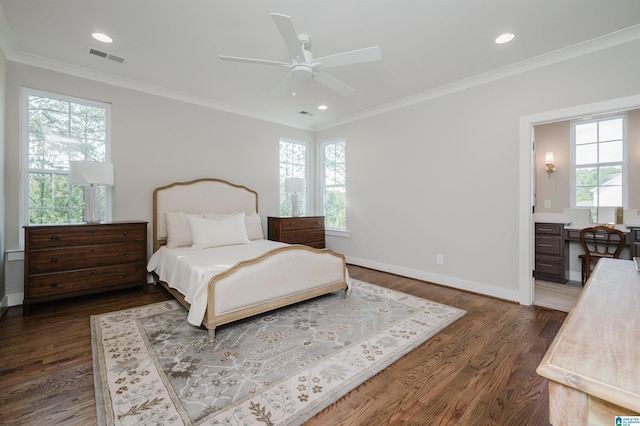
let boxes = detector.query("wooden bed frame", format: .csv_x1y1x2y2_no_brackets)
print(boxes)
151,178,348,342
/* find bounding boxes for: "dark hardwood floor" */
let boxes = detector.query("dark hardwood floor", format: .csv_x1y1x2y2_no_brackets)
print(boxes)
0,266,566,425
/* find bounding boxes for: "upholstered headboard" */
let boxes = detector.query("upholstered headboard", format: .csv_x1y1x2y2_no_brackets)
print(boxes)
153,178,259,252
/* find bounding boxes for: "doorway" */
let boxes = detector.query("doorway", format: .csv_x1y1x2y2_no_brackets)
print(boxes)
518,94,640,307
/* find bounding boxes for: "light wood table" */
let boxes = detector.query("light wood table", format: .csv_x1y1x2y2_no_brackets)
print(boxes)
537,258,640,425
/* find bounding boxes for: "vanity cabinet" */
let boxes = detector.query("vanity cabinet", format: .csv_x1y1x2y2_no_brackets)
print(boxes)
23,221,147,315
534,223,568,284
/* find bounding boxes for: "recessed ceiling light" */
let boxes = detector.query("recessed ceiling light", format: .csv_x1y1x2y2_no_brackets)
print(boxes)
92,33,113,43
495,33,515,44
317,105,328,110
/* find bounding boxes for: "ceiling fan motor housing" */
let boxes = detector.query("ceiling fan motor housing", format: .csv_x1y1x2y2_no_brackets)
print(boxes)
292,64,314,79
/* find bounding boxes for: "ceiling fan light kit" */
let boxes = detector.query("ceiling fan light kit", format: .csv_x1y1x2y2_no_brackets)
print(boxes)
219,13,381,96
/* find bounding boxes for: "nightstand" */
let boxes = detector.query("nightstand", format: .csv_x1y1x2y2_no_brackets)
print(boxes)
23,221,148,315
268,216,325,249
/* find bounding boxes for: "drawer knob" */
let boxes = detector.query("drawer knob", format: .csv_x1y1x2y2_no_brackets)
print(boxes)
123,251,129,256
50,258,58,264
50,235,59,241
50,282,58,288
123,272,129,278
123,231,129,236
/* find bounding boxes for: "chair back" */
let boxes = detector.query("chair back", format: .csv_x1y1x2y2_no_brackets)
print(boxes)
579,226,626,261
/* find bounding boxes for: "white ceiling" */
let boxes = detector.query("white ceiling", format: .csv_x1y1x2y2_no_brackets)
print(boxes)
1,0,639,131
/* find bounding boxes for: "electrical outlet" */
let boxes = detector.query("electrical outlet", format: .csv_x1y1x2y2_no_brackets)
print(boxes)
436,254,444,265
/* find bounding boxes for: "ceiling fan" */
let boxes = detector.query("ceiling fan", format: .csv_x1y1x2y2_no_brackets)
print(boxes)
218,13,382,96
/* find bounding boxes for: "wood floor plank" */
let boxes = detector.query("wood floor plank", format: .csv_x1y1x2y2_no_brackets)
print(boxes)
0,267,566,425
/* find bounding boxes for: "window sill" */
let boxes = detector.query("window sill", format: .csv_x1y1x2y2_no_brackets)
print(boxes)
326,229,349,238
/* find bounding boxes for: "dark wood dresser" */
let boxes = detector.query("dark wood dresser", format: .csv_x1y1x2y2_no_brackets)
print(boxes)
267,216,325,249
23,221,147,315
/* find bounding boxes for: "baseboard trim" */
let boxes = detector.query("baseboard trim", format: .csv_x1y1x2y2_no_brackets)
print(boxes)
346,256,521,304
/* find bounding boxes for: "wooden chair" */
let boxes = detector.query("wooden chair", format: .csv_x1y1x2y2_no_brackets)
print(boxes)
579,225,625,285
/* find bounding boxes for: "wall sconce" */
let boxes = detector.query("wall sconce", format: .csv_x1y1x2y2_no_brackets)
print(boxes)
284,177,305,217
70,161,114,223
544,152,556,178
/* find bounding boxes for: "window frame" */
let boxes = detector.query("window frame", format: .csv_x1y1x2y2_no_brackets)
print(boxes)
279,138,310,217
570,114,627,214
320,137,347,233
20,88,112,233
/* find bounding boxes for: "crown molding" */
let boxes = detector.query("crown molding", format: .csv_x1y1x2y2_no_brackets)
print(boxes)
315,24,640,131
1,3,638,134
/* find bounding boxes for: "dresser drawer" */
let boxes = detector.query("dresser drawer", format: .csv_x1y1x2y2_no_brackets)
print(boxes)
566,228,625,244
27,223,145,249
535,255,564,277
27,263,146,299
535,235,562,255
279,229,325,244
276,217,324,230
535,223,563,236
27,242,145,274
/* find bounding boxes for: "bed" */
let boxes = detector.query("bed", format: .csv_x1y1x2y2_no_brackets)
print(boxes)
148,178,349,342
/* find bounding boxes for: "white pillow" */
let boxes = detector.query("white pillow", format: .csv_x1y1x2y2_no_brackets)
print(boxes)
204,212,264,240
165,212,202,248
203,212,233,220
245,213,264,240
188,213,250,249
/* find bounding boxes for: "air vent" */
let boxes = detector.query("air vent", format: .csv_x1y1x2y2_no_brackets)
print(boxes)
299,111,314,116
89,48,108,58
89,47,125,64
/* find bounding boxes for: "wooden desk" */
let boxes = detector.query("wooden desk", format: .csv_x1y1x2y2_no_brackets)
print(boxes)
536,258,640,424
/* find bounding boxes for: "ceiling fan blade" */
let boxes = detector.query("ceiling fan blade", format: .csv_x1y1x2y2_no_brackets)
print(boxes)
315,71,355,96
219,55,290,67
273,70,297,95
271,13,306,62
315,46,382,69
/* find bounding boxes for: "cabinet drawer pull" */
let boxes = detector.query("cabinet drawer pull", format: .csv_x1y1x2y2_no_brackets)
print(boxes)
50,235,59,241
123,251,129,256
50,258,58,264
123,272,130,278
123,231,129,236
538,263,553,267
50,282,58,288
538,227,553,232
538,243,553,247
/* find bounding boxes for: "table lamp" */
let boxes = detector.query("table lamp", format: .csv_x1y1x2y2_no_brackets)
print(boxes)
285,177,305,217
69,161,114,223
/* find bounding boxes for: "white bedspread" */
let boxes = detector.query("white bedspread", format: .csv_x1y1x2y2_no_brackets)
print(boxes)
147,240,289,326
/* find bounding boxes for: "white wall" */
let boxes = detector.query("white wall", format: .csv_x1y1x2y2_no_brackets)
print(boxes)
4,40,640,307
0,48,6,308
3,62,313,301
317,40,640,302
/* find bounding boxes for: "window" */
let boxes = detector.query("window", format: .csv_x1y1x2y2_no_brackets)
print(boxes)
22,89,111,225
321,138,346,230
572,115,626,219
279,139,308,216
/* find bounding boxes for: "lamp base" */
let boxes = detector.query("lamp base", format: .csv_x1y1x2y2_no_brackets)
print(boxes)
291,193,299,217
84,186,101,224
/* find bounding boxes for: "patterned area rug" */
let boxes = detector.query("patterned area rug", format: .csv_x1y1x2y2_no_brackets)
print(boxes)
91,280,466,425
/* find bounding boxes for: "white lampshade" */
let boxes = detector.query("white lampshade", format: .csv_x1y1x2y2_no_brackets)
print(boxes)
284,177,305,193
544,152,554,164
69,161,114,186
